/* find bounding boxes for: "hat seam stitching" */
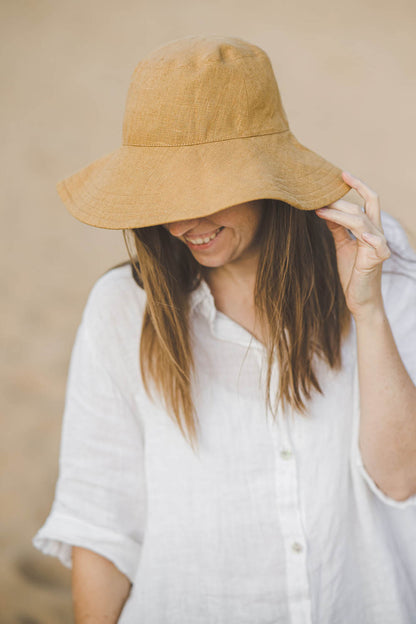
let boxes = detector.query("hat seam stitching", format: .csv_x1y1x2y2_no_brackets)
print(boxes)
122,128,290,148
139,49,268,71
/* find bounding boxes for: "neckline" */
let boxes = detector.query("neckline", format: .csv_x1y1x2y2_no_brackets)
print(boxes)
190,279,265,350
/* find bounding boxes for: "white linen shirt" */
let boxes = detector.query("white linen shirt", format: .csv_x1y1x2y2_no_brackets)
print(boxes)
33,210,416,624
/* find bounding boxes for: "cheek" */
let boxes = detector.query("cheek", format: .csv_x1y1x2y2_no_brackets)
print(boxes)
246,209,264,241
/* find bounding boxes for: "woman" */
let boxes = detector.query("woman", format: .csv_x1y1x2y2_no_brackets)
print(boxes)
33,35,416,623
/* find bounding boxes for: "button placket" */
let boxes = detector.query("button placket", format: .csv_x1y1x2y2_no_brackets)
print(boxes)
267,390,312,624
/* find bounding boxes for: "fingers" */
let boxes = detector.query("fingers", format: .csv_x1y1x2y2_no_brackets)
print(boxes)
362,232,391,260
315,204,384,248
325,199,365,214
342,171,377,202
341,171,382,228
316,207,369,231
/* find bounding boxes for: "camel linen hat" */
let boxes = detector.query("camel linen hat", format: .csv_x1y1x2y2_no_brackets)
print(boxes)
57,35,351,229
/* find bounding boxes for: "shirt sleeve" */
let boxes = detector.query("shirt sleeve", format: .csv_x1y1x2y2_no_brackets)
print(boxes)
32,280,147,583
351,211,416,509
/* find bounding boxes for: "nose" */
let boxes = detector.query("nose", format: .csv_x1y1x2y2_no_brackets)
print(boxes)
165,218,201,238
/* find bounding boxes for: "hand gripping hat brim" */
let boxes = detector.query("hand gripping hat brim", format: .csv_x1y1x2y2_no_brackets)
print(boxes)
57,35,351,230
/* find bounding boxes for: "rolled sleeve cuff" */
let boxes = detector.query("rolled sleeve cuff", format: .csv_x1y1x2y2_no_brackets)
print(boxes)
32,513,142,584
355,451,416,509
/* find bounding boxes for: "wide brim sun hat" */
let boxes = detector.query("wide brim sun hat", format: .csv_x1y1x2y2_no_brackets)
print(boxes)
57,35,352,230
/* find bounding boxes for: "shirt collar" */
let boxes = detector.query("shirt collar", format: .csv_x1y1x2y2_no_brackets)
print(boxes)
189,278,264,351
189,278,217,324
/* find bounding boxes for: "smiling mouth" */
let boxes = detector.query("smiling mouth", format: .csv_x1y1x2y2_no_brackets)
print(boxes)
184,227,224,246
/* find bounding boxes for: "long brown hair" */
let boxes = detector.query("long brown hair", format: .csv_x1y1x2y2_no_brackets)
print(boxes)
123,199,352,451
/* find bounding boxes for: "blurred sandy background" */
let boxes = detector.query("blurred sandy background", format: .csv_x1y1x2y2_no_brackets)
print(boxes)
1,0,415,621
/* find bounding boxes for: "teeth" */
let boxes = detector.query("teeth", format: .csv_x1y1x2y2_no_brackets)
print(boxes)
186,228,221,245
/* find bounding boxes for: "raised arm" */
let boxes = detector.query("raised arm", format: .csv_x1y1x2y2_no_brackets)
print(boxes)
316,172,416,500
72,546,132,623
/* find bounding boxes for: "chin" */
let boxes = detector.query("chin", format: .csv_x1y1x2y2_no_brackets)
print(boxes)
195,258,226,268
192,252,230,268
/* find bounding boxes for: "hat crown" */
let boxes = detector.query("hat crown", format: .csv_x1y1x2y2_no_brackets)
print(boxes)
122,36,289,147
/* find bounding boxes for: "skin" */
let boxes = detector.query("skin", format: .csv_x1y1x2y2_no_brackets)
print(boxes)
162,199,265,275
315,170,391,318
72,546,131,623
163,199,267,342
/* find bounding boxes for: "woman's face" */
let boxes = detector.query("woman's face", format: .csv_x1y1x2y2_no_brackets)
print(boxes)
162,200,265,268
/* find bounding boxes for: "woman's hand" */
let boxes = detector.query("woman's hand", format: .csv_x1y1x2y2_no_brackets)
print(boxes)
315,171,391,321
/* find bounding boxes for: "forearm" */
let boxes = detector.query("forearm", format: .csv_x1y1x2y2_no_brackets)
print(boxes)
72,546,132,623
355,305,416,501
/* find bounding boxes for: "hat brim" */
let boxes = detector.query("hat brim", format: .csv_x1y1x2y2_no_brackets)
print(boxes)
57,130,351,229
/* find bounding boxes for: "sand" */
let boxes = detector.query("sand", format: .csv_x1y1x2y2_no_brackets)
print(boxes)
1,0,415,621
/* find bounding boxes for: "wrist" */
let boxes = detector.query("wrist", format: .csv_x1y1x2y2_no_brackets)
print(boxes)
352,301,387,326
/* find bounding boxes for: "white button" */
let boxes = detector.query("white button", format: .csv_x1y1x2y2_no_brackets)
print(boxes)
291,542,303,553
280,448,293,460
